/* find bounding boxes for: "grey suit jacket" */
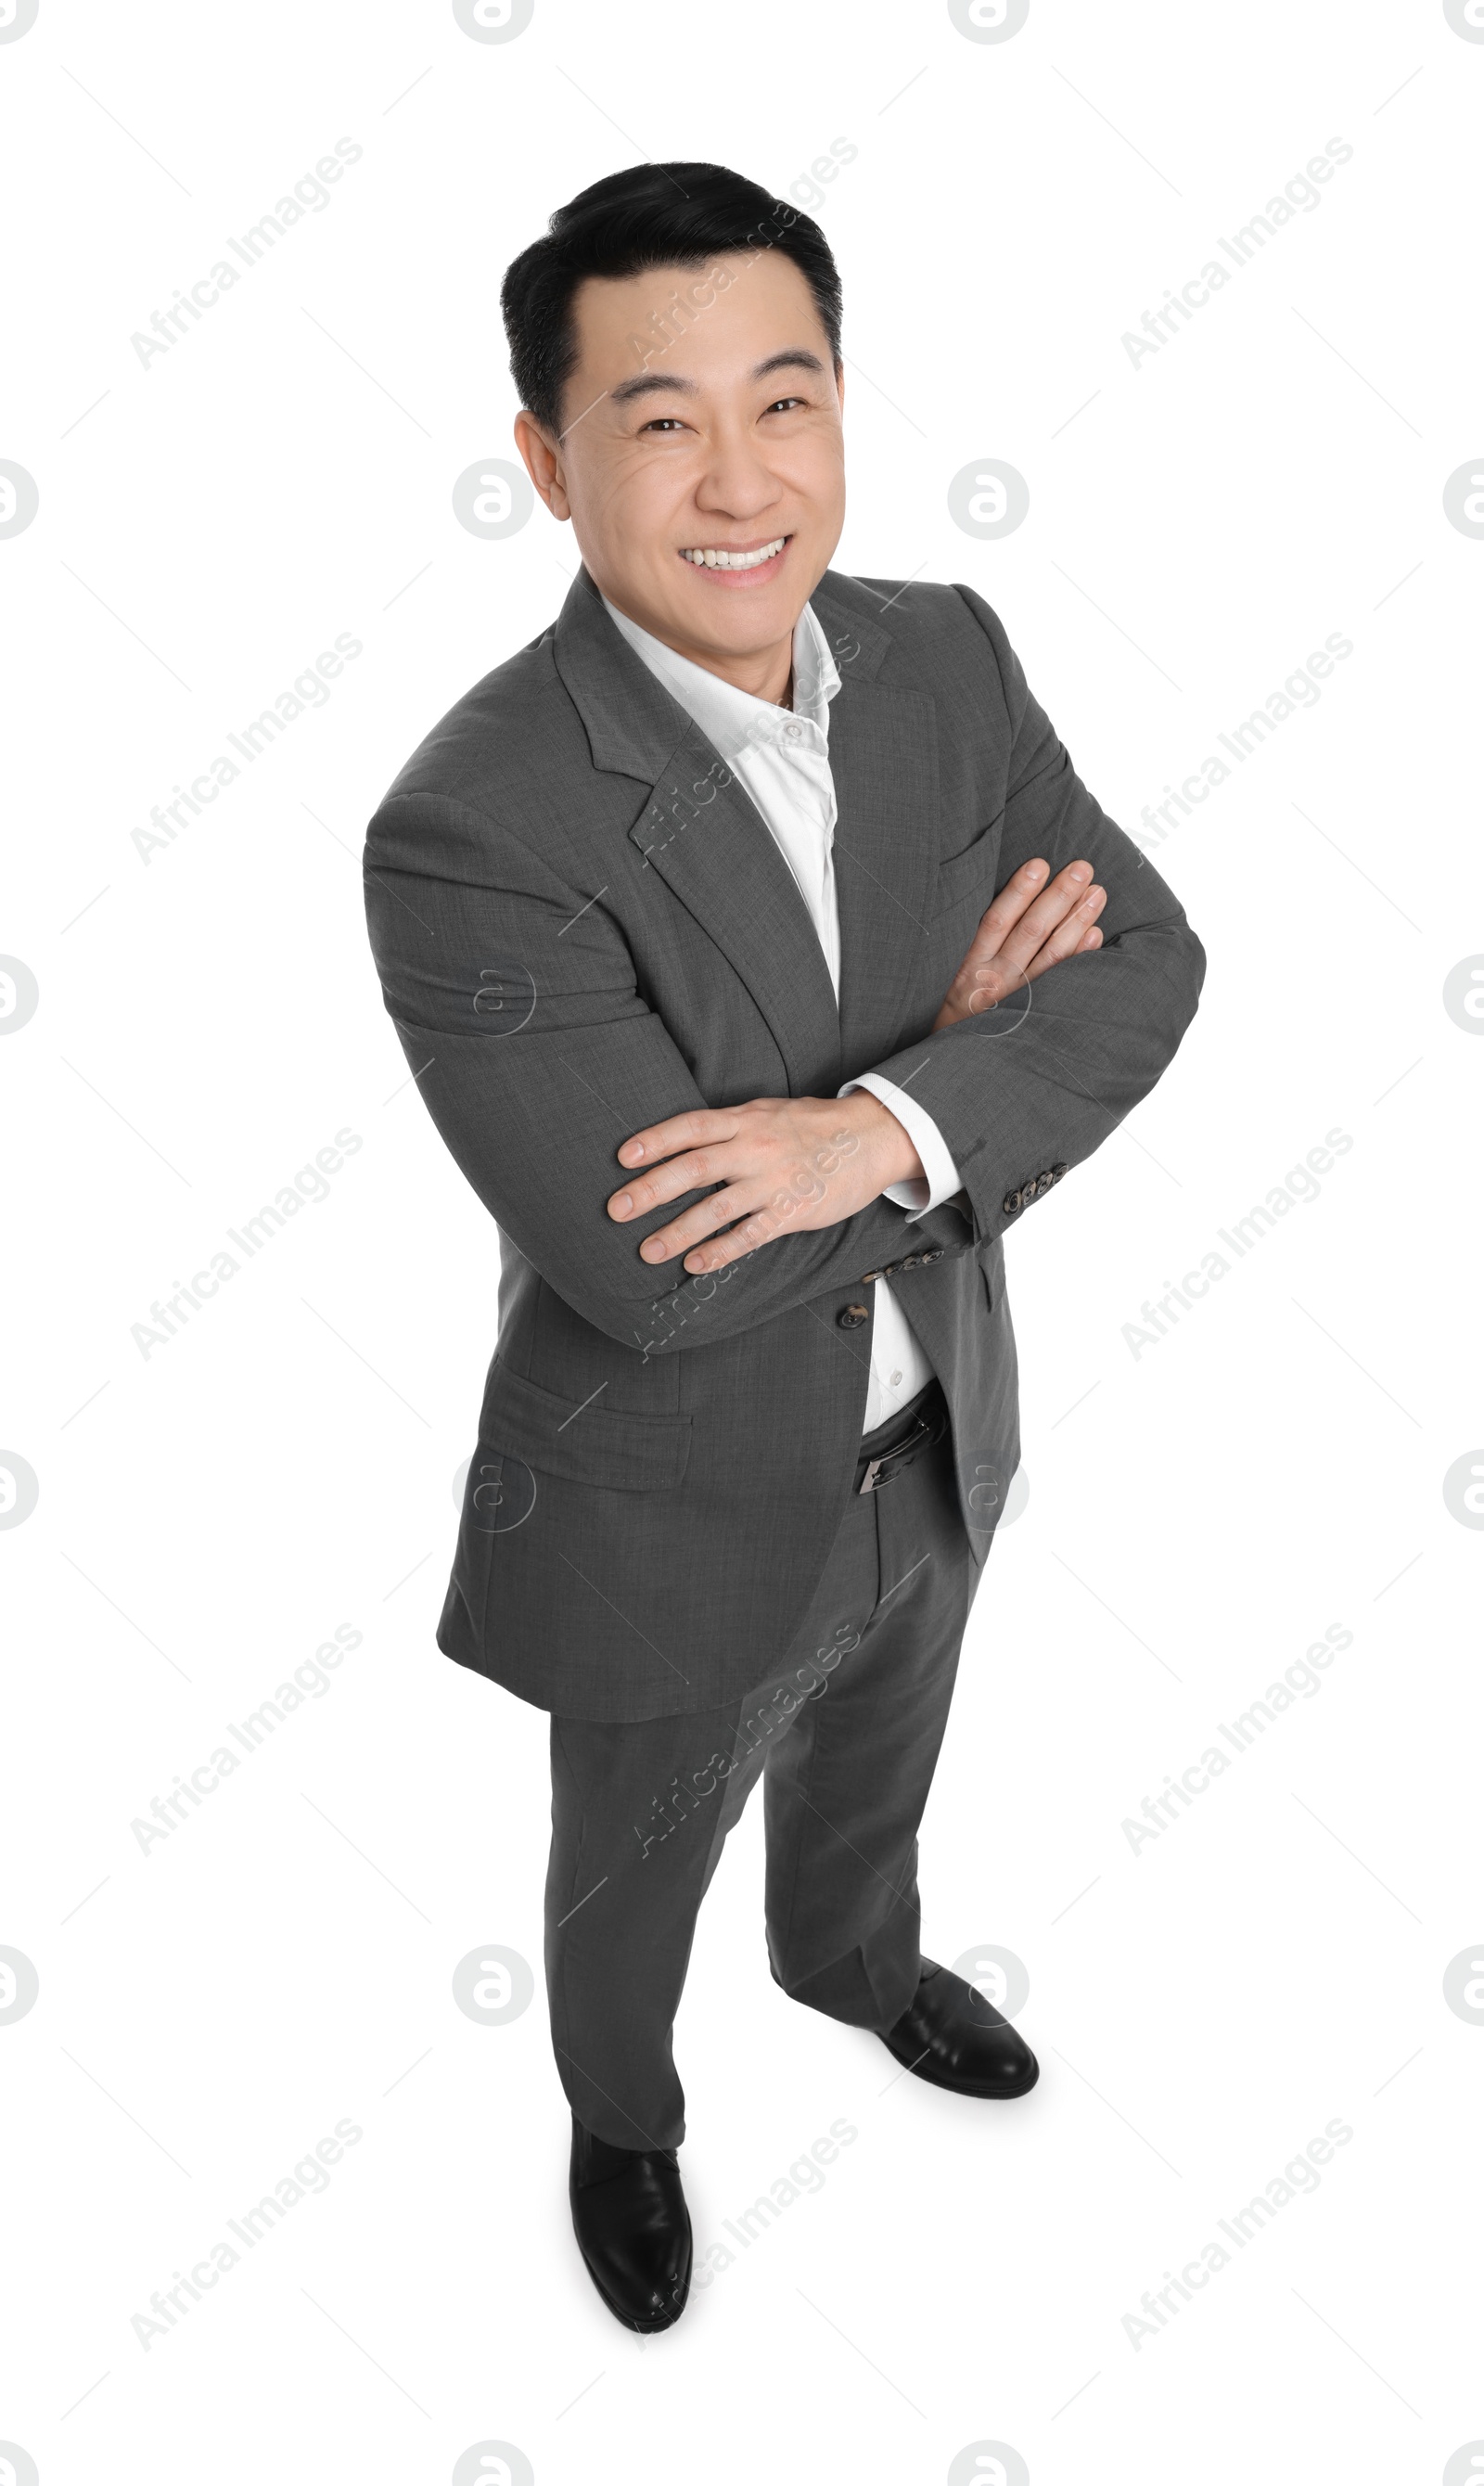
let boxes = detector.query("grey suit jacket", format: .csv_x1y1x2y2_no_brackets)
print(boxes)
363,564,1205,1722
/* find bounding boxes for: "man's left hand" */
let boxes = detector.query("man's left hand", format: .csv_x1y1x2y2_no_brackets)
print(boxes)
608,1090,922,1276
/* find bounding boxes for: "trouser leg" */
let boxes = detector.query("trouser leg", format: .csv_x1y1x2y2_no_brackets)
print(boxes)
544,1489,879,2150
763,1420,979,2031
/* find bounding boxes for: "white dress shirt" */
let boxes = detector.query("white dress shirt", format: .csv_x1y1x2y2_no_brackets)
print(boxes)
601,592,964,1430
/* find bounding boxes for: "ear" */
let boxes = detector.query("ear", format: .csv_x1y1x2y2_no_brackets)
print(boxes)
513,409,571,521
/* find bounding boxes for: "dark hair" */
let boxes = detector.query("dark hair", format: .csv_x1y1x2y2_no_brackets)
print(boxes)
500,160,843,436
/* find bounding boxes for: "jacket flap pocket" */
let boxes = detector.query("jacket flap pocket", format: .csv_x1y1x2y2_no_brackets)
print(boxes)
479,1363,692,1492
929,816,1004,922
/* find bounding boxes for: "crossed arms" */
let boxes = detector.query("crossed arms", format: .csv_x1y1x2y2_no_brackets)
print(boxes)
606,852,1111,1275
364,601,1205,1356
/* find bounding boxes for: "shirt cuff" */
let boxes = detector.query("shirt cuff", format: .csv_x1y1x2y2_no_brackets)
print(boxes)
840,1075,966,1219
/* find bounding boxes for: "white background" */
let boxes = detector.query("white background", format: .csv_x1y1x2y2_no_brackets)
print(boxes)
3,1,1481,2480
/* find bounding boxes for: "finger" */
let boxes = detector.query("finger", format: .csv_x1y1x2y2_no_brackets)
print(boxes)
617,1107,736,1170
979,861,1098,988
649,1152,832,1264
943,869,1102,1017
949,856,1092,997
1000,859,1096,955
937,897,1105,1027
681,1192,803,1273
636,1176,779,1262
955,858,1050,966
608,1142,733,1221
1017,882,1107,981
681,1213,774,1274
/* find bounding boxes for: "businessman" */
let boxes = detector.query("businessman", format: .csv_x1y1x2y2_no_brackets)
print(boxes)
363,160,1204,2334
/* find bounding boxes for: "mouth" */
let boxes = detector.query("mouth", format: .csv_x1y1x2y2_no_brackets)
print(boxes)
677,534,790,582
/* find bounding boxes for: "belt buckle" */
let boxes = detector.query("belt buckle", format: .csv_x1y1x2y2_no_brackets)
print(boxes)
859,1419,922,1494
857,1390,944,1496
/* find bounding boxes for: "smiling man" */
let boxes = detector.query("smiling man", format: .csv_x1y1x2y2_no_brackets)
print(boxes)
363,160,1204,2334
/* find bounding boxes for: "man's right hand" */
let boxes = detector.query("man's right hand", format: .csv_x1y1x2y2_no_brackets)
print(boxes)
933,857,1106,1030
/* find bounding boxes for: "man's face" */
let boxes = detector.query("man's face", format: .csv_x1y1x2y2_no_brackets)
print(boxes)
517,249,845,676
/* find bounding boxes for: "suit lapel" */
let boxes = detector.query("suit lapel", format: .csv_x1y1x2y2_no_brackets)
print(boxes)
812,578,937,1073
626,723,844,1096
553,564,930,1096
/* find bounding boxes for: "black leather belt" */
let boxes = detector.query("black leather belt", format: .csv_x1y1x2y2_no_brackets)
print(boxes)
854,1379,948,1495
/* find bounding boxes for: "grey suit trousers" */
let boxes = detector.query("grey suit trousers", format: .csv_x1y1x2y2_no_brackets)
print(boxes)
544,1386,980,2149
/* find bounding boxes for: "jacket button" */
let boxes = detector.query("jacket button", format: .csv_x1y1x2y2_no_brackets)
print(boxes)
861,1271,880,1285
1051,1162,1068,1181
838,1302,869,1329
1003,1188,1023,1214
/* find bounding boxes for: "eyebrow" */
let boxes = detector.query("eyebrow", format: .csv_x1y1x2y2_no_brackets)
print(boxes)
608,349,829,407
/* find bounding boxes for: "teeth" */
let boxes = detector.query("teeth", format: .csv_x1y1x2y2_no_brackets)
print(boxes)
681,537,787,570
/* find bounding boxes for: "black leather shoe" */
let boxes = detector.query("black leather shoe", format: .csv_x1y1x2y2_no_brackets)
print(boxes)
569,2118,693,2332
877,1959,1040,2098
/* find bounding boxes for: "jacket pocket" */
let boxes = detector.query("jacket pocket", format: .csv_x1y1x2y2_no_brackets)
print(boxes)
928,816,1004,923
478,1361,692,1492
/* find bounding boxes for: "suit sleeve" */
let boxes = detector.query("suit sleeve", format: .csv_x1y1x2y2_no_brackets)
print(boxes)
364,790,971,1357
851,585,1206,1246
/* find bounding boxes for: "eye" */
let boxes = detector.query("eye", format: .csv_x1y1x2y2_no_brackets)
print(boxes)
762,396,807,416
638,416,688,433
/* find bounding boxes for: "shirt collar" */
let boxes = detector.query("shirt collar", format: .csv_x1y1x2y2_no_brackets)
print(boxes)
598,591,840,763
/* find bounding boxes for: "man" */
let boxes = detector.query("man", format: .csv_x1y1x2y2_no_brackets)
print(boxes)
363,160,1204,2335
